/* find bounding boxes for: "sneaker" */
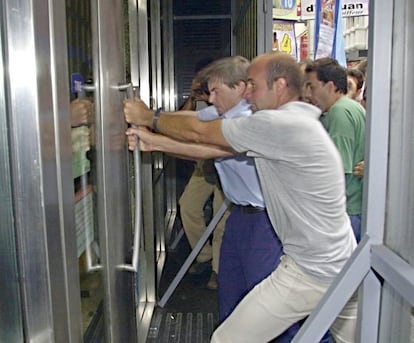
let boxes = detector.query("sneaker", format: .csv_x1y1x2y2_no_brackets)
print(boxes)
206,271,218,290
188,260,212,275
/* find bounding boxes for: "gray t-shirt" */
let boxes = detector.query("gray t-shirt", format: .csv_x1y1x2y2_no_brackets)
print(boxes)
221,101,356,281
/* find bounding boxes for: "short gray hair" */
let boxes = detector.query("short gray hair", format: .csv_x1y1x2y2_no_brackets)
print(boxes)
205,56,250,88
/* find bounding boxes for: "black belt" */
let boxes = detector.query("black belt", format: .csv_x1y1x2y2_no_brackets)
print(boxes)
234,204,266,214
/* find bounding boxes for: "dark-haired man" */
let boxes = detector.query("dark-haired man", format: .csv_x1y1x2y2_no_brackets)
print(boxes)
305,57,366,243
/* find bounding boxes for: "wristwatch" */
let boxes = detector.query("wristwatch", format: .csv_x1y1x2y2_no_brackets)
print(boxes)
152,107,162,133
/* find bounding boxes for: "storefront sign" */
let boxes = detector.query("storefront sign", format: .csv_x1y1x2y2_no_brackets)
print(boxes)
273,0,300,20
273,20,298,60
300,0,369,19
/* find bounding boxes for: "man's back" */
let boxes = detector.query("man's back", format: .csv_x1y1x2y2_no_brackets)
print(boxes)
321,96,365,216
222,101,357,281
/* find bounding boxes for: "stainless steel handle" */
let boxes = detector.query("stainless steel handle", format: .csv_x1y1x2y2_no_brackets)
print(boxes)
117,83,142,272
83,84,96,93
77,84,96,99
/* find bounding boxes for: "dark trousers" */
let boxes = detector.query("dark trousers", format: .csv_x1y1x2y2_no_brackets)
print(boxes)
218,206,332,343
218,206,301,341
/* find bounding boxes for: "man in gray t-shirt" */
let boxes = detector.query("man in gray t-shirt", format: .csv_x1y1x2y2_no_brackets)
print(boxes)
124,52,358,343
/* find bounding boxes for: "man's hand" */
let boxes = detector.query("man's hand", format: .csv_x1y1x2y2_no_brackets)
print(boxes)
124,98,154,127
125,126,157,152
70,99,93,127
125,127,139,151
136,127,158,151
353,160,365,178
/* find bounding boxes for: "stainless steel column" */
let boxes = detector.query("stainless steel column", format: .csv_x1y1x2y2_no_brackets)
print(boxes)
1,0,82,341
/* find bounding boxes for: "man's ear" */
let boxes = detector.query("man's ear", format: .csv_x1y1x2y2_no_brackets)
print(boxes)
237,80,247,94
274,77,288,92
325,80,337,93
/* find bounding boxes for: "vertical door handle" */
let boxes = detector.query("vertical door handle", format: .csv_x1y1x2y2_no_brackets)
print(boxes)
117,83,142,272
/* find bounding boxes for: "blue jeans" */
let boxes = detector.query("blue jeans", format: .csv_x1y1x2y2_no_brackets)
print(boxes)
349,214,361,243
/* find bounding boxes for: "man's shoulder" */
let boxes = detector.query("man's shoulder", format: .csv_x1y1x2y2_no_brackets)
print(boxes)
280,101,321,117
332,96,365,113
198,105,219,121
223,99,252,119
329,96,365,119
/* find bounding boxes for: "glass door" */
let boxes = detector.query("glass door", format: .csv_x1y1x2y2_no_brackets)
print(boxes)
66,1,103,338
66,0,137,341
1,0,148,340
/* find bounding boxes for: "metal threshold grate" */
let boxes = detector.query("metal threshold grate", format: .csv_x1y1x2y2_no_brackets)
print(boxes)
147,310,217,343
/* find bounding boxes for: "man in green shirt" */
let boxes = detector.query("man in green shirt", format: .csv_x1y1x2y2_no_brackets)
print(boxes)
305,57,366,242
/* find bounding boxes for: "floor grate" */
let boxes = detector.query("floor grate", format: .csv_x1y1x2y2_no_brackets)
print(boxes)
147,310,216,343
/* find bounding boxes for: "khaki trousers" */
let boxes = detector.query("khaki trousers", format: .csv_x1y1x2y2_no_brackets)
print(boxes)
179,172,229,273
211,255,358,342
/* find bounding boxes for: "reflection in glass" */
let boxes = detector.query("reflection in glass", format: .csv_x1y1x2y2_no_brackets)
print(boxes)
66,0,103,338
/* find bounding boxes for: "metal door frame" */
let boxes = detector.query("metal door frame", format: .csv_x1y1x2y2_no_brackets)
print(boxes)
127,0,158,341
0,2,25,342
1,0,141,341
0,0,82,341
91,0,137,341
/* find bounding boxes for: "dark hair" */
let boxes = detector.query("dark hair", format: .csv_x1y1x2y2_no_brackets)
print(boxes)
347,68,365,90
191,65,211,96
305,57,347,94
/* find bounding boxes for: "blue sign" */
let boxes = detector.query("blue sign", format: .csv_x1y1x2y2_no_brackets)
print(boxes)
71,73,85,95
282,0,295,9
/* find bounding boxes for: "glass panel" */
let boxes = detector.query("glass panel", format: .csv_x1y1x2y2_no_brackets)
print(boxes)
66,0,103,338
174,18,231,107
379,284,412,343
383,0,414,264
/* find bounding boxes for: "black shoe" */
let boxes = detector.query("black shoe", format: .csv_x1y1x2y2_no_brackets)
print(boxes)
188,260,212,275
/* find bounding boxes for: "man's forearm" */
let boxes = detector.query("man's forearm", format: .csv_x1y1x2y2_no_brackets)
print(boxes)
157,113,229,148
152,132,233,160
124,98,230,148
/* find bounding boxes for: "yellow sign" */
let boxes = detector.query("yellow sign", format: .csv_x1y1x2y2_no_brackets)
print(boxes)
273,20,297,60
281,33,292,54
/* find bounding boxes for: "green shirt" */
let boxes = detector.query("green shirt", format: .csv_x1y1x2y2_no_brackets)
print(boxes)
321,96,366,215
